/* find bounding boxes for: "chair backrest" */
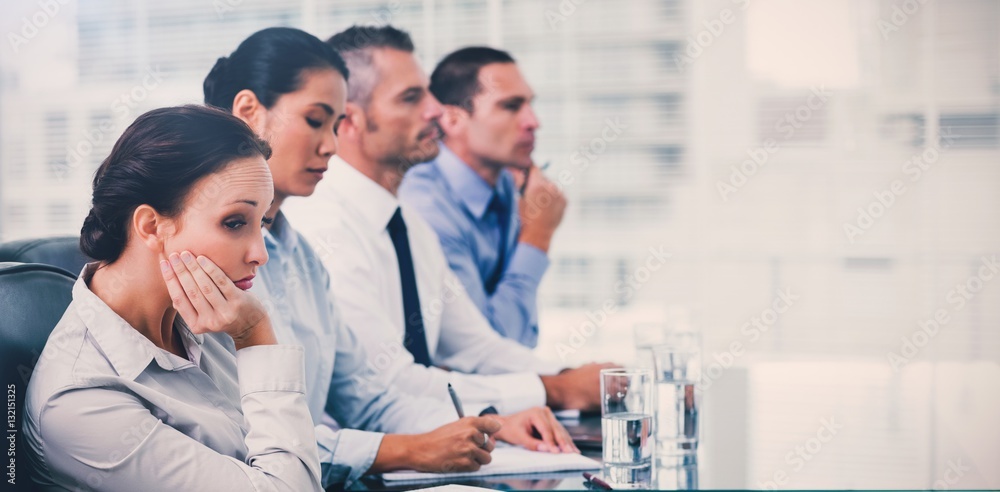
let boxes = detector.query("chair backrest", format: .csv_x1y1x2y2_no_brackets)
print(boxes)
0,262,76,490
0,237,91,277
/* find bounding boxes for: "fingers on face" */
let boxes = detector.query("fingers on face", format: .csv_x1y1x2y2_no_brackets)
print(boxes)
168,252,213,316
161,257,197,322
182,253,227,310
197,255,236,298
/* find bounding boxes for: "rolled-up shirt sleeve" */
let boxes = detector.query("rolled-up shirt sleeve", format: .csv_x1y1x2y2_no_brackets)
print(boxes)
36,345,321,492
316,286,457,487
315,425,383,487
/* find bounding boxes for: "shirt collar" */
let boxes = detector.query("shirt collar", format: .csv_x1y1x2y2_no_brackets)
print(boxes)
435,144,497,219
327,156,401,233
262,210,298,253
73,262,204,380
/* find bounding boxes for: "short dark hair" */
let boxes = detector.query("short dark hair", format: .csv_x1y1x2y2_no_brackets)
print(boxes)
326,25,415,107
430,47,515,113
80,105,272,263
204,27,349,111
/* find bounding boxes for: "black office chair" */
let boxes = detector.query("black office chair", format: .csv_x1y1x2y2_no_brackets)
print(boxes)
0,262,76,491
0,236,91,277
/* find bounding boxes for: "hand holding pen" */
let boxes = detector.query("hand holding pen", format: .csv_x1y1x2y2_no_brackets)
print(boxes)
519,161,551,196
448,383,493,449
449,384,579,454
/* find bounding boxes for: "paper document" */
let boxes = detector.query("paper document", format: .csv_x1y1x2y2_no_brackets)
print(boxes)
381,445,600,482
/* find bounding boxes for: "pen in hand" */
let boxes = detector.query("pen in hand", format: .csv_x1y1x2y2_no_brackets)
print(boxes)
447,383,465,418
449,383,493,450
519,161,551,196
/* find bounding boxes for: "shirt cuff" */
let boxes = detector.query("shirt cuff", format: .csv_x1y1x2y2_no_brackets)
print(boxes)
236,345,306,395
508,243,550,284
316,425,385,487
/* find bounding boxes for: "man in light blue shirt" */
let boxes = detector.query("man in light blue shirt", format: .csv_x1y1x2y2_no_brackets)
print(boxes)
400,47,567,348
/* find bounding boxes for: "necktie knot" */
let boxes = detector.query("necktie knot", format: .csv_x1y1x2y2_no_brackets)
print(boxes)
488,192,508,218
388,207,407,235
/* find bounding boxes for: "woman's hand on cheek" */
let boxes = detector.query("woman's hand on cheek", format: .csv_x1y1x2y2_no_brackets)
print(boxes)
160,251,276,349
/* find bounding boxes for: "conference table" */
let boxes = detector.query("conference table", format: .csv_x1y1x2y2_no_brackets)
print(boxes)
345,414,701,491
329,361,998,490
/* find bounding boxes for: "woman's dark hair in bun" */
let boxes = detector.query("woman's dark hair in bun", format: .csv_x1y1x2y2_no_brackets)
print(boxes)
80,105,272,263
203,27,349,111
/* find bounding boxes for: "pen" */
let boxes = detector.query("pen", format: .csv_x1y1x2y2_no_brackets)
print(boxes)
583,472,613,490
448,383,492,448
447,383,465,418
519,161,551,196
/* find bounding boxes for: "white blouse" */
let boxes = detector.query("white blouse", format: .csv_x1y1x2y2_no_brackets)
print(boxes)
22,263,321,491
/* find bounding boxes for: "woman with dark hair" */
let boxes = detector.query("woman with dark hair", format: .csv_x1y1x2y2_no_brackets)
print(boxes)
203,27,575,488
22,105,322,491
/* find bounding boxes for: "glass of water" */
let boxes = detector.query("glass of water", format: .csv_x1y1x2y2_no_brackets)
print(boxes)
651,343,701,459
601,368,654,489
655,454,699,490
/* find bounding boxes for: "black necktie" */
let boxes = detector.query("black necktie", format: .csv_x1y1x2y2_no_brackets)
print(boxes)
485,193,510,295
386,208,433,366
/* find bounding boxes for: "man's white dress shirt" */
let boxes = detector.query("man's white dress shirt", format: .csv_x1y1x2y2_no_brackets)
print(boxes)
283,158,562,415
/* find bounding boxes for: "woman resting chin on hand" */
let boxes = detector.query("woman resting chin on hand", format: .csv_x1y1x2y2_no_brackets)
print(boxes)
21,105,322,491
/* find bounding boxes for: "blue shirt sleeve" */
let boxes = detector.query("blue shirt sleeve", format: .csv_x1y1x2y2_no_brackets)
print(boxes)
315,425,383,488
314,271,461,486
437,229,548,347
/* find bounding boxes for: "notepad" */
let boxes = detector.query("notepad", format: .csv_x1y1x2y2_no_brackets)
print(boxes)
381,445,600,482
